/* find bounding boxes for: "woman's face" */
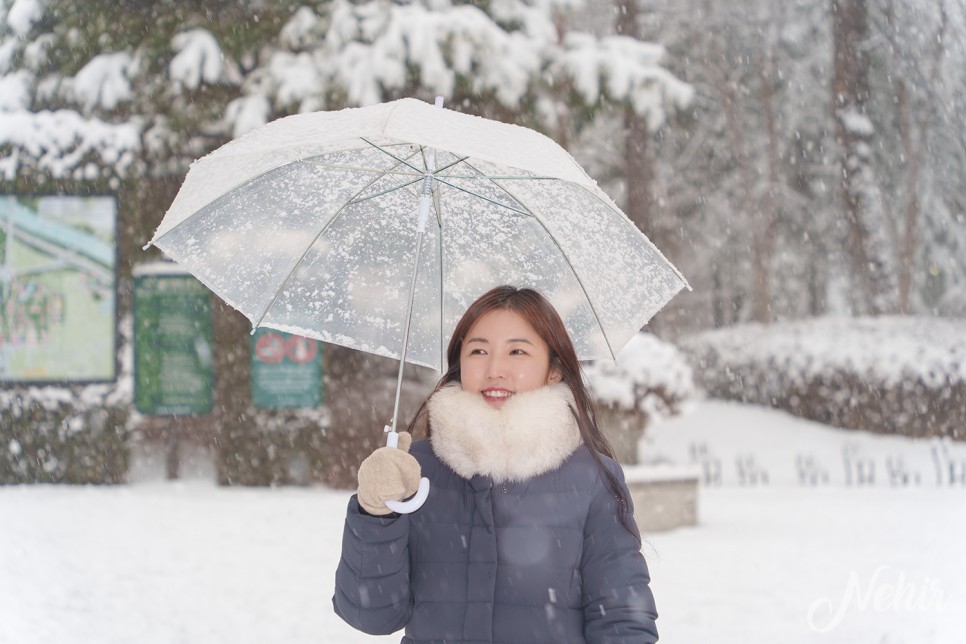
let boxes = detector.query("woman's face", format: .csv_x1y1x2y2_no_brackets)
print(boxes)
459,308,561,408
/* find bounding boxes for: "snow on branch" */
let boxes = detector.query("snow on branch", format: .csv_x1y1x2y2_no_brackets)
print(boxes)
5,0,43,36
225,93,271,139
0,69,31,110
326,0,543,107
169,28,239,92
0,109,139,180
279,6,322,51
68,52,136,111
557,34,693,130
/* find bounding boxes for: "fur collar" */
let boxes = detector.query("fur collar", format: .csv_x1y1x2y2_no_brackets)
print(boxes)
428,383,582,483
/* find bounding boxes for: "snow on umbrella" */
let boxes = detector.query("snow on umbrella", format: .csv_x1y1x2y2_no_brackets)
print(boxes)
145,97,690,510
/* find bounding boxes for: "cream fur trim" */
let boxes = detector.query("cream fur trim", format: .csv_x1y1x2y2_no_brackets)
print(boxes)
428,383,582,483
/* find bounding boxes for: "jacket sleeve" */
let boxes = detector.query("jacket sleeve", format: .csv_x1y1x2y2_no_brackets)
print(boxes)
332,495,413,635
581,459,659,643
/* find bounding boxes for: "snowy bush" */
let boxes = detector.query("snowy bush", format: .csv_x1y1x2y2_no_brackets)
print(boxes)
681,316,966,440
584,332,695,463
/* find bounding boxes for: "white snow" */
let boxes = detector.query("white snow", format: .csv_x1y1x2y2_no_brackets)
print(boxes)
5,0,42,36
321,0,543,108
683,315,966,388
558,34,694,129
169,28,237,92
0,37,18,72
0,110,139,180
70,52,136,111
279,6,322,51
2,400,963,644
839,108,875,137
224,94,271,139
21,31,53,70
0,69,31,110
585,332,694,415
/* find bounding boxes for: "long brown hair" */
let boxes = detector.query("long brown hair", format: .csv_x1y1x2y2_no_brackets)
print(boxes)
407,285,639,541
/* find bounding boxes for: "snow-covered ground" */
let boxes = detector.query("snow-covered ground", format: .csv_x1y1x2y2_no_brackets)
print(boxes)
2,400,963,644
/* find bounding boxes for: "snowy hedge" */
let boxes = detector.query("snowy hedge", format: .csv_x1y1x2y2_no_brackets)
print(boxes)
584,332,694,462
681,316,966,440
1,385,131,484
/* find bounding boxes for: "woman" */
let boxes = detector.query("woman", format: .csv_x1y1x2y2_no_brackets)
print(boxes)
333,286,659,643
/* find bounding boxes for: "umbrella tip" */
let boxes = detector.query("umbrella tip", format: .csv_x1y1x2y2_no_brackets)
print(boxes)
141,241,152,251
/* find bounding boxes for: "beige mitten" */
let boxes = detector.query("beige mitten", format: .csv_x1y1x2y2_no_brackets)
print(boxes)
357,432,421,516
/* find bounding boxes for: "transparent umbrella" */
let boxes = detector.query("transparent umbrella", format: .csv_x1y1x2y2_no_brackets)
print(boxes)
145,97,690,511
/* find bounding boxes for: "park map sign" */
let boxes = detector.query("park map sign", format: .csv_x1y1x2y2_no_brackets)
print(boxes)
0,196,117,382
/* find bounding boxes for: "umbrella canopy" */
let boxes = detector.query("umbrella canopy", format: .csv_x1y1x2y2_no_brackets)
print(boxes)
147,98,689,371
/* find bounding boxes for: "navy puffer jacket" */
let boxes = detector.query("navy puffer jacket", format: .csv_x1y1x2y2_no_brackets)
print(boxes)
333,384,658,643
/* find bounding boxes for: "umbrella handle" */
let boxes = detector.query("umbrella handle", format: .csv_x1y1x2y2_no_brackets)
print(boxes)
384,430,430,513
385,477,430,514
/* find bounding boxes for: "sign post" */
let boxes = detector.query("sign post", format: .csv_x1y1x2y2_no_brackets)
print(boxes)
250,329,322,409
133,262,214,415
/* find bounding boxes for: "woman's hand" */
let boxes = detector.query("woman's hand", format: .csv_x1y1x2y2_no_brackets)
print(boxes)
357,432,422,516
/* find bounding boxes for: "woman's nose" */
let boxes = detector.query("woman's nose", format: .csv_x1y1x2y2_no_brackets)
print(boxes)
486,354,506,379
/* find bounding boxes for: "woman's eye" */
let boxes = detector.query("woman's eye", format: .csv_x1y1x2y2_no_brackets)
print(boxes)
510,349,527,356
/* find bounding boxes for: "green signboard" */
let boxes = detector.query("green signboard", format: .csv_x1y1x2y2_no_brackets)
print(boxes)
251,328,322,409
133,265,214,415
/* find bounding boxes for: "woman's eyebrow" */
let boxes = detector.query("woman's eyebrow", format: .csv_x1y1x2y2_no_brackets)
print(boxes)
465,337,488,344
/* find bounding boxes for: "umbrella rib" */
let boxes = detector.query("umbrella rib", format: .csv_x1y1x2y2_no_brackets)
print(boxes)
345,176,424,206
431,155,471,175
300,160,421,176
361,138,426,174
361,138,471,178
436,174,557,181
463,161,618,360
250,155,417,329
433,177,531,217
432,181,446,371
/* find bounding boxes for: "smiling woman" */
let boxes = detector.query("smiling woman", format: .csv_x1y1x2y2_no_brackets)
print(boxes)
458,308,562,408
333,285,659,644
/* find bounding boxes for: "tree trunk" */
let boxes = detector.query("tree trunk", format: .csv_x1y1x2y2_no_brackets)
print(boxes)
831,0,895,315
704,25,764,323
895,81,919,314
754,46,781,324
616,0,656,244
615,0,680,333
623,108,659,243
886,0,946,314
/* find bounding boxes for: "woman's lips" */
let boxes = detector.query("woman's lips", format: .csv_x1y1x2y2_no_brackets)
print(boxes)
482,388,513,404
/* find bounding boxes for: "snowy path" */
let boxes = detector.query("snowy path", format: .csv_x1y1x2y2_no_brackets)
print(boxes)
2,401,963,643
